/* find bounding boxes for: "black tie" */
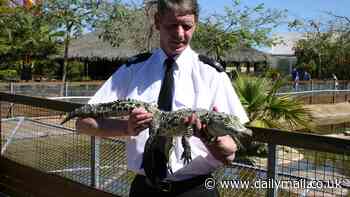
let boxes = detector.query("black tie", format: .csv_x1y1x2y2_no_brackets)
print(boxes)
158,58,175,111
142,57,175,182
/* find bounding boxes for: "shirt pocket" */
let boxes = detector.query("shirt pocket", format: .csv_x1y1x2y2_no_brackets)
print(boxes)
173,88,195,109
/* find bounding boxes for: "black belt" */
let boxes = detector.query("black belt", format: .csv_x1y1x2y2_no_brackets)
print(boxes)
136,174,211,193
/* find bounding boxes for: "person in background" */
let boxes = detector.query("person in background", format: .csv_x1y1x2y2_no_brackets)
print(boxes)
332,73,339,90
292,68,299,91
302,71,311,91
303,71,311,81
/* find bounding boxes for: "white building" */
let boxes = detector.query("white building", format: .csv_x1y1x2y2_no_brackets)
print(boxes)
268,32,304,75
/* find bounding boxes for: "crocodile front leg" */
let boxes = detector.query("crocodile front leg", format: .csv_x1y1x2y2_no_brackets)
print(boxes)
181,136,192,164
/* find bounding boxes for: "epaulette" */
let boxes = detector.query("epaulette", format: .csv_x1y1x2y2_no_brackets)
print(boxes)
126,52,152,67
198,55,225,72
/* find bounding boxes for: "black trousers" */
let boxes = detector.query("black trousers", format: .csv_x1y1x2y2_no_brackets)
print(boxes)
129,174,220,197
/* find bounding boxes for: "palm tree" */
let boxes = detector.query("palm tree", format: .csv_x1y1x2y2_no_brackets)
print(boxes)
233,74,312,130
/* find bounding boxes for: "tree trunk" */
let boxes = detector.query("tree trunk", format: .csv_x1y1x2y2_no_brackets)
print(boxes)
318,53,322,79
146,25,153,52
60,28,70,96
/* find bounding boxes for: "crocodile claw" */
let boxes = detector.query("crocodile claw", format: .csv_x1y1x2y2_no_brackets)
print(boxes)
181,150,192,165
181,136,192,164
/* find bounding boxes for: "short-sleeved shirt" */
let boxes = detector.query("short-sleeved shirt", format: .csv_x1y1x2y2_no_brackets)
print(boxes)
89,46,249,181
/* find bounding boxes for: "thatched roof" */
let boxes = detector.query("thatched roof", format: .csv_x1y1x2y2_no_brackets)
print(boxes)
66,31,138,60
195,46,271,64
64,32,270,64
222,47,271,63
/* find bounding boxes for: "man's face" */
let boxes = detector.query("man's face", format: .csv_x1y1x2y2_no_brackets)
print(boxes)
155,10,196,56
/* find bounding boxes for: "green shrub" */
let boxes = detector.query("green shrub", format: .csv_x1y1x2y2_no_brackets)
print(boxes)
67,61,85,81
33,60,60,80
0,69,19,80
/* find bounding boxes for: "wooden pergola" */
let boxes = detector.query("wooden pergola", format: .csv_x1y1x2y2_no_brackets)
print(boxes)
55,31,140,80
195,46,271,74
222,46,271,73
61,33,271,78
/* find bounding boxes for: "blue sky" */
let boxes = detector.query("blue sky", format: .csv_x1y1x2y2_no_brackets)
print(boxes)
122,0,350,52
124,0,350,33
199,0,350,52
201,0,350,28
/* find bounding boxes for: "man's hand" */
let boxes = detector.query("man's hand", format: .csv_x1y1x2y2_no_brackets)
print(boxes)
127,107,153,136
183,107,237,165
76,107,153,137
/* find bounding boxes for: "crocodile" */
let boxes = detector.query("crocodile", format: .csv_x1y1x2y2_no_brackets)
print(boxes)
61,99,253,184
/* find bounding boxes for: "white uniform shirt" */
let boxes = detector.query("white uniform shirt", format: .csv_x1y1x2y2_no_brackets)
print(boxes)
89,46,249,181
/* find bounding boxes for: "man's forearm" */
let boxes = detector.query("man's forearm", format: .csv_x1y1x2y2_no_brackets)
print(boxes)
76,117,129,137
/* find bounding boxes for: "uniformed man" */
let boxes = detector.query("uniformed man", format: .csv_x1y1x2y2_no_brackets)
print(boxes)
76,0,249,196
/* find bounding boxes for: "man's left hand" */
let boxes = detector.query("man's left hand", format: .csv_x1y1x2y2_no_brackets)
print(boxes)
183,107,237,165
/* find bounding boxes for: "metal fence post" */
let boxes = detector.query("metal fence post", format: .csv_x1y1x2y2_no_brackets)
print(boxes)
9,82,14,117
90,136,96,188
333,82,336,104
267,143,277,197
310,80,314,104
95,137,101,189
65,82,69,97
90,136,101,189
10,81,14,94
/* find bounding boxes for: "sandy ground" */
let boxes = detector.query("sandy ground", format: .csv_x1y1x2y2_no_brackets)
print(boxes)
305,102,350,126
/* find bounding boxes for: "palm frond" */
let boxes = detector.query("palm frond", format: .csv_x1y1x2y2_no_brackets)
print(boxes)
233,75,312,130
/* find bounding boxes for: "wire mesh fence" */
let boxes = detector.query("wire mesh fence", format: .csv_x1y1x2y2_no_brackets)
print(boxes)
278,80,350,93
280,90,350,104
1,93,350,197
0,80,350,103
276,146,350,196
0,81,103,98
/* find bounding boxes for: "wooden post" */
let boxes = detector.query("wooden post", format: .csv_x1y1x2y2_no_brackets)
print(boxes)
345,92,348,102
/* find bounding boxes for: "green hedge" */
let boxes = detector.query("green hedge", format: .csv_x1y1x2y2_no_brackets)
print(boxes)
0,69,19,80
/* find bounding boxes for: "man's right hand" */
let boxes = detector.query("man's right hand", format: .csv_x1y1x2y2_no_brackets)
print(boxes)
127,108,153,136
76,107,153,137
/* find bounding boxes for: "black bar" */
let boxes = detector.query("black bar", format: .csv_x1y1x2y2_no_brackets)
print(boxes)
0,92,82,112
250,127,350,155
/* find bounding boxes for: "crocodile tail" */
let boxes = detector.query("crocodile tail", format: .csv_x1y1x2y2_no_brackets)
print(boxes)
142,133,169,186
61,104,99,124
60,104,90,125
142,135,157,184
60,110,77,125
